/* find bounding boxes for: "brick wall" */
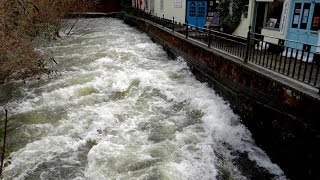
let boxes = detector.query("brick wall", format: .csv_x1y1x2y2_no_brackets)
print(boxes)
124,15,320,179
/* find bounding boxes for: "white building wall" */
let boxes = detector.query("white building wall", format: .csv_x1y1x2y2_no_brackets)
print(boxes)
154,0,186,24
261,29,285,44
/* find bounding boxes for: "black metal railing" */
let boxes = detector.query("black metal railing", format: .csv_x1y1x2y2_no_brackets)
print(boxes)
247,33,320,90
123,8,320,92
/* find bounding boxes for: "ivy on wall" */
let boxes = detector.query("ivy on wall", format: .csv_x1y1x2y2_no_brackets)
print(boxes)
217,0,248,34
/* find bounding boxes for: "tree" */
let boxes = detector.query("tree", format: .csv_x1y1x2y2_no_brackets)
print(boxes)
218,0,248,34
0,0,93,83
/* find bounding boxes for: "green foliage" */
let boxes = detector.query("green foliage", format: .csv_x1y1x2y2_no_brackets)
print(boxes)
218,0,248,34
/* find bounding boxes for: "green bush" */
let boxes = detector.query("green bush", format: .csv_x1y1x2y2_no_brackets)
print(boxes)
218,0,248,34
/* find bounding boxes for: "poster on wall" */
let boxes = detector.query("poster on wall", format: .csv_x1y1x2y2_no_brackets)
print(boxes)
302,9,309,23
174,0,182,8
293,15,299,25
212,12,220,26
313,17,320,27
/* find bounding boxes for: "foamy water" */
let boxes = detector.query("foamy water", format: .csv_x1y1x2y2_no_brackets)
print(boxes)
1,18,286,179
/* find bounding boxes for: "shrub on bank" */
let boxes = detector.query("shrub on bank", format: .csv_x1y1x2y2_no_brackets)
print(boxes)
0,0,93,83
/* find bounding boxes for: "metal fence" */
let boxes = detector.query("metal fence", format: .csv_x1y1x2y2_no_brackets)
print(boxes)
123,8,320,93
248,33,320,89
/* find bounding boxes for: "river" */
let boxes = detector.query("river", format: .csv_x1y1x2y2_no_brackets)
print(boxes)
0,18,286,179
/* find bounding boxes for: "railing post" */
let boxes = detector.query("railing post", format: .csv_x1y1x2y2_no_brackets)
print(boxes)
163,14,165,28
244,25,252,62
172,17,175,32
186,20,189,39
208,30,212,48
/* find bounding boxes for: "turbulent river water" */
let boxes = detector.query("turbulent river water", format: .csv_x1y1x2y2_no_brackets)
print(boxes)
0,18,286,179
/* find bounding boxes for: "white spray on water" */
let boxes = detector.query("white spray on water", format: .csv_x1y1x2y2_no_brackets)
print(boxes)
2,18,286,180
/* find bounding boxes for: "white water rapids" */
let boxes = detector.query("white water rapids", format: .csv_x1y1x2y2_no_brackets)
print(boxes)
0,18,286,179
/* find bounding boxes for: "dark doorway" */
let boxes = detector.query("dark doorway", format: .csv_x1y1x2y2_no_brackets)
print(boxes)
254,2,266,34
95,0,121,12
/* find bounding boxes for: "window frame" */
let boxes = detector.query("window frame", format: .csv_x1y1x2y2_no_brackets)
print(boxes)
263,0,285,30
198,2,206,18
311,3,320,31
189,2,196,17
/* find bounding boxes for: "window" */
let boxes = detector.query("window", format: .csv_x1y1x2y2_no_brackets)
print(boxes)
311,3,320,31
174,0,182,8
198,2,205,17
265,0,284,29
160,0,164,11
189,2,196,17
300,3,310,29
291,3,301,28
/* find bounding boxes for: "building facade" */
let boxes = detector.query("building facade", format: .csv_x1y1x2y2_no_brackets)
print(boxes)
285,0,320,52
251,0,320,52
186,0,208,28
132,0,146,10
130,0,320,52
130,0,216,29
152,0,187,24
252,0,291,43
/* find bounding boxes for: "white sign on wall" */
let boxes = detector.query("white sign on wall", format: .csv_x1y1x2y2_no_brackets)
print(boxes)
174,0,182,8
